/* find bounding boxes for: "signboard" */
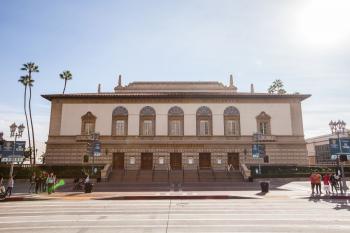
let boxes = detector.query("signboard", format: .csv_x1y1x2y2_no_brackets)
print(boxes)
329,138,350,160
252,144,266,159
92,141,101,157
0,141,26,162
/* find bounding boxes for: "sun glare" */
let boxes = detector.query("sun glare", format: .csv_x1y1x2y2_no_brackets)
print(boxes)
297,0,350,48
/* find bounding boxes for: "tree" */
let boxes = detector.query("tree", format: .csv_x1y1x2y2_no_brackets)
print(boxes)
59,70,73,94
268,79,287,94
21,62,39,165
18,75,32,165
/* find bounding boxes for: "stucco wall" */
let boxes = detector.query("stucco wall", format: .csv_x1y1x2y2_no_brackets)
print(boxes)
60,103,293,136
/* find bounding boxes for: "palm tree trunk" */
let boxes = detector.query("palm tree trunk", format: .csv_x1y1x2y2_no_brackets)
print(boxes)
63,79,67,94
23,85,32,166
28,83,36,165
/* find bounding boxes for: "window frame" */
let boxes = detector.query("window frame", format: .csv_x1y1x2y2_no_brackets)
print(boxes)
196,106,212,136
256,111,271,135
81,112,96,135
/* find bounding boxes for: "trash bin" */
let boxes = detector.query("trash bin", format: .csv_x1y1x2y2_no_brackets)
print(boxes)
84,183,93,193
260,181,269,193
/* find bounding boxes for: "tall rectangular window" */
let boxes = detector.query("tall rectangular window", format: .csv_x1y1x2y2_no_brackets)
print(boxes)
226,120,239,136
84,123,94,135
259,122,268,135
115,120,125,136
170,120,181,136
199,120,210,136
143,120,153,136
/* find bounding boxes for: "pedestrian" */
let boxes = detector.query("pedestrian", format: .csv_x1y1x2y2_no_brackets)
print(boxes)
309,172,316,195
6,176,14,197
0,176,5,194
42,172,47,192
46,173,54,194
35,175,41,194
28,173,36,193
323,173,331,195
315,172,322,195
330,173,338,194
53,174,57,193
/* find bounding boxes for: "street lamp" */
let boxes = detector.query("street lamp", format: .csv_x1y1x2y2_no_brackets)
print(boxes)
9,122,25,177
329,120,347,194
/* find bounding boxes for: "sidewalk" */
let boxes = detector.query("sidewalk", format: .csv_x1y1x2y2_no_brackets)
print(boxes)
2,181,350,202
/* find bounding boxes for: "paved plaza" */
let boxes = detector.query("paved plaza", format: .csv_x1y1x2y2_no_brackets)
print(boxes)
1,181,350,232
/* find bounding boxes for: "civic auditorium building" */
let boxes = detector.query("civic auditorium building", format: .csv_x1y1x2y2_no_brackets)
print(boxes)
42,76,310,180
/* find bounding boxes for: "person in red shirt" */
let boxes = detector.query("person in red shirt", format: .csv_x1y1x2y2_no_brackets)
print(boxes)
309,172,316,195
323,173,331,195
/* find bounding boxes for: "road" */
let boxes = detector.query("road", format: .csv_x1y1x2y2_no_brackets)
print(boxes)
1,197,350,233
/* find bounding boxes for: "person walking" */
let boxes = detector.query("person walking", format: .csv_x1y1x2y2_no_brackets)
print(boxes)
315,172,322,195
330,173,338,194
46,173,54,194
309,172,316,195
6,176,14,197
35,175,41,194
323,173,331,195
28,173,36,193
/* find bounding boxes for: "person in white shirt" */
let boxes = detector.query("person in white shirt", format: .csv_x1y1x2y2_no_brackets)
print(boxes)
6,176,14,197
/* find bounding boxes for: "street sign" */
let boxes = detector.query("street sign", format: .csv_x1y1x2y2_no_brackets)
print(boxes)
329,138,350,160
252,144,265,159
0,141,26,162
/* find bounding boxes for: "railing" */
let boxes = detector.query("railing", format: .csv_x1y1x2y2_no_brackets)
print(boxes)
152,165,155,182
239,162,251,181
100,164,112,182
182,165,185,184
211,168,216,181
167,165,170,184
197,166,200,182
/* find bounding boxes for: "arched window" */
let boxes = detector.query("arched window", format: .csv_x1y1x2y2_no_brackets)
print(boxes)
81,112,96,135
168,106,184,136
196,106,212,136
256,111,271,135
112,106,128,136
140,106,156,136
224,106,240,136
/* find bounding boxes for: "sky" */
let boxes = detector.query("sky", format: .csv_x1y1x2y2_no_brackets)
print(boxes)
0,0,350,159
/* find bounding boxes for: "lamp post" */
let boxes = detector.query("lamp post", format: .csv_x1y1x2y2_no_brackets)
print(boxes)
329,120,347,194
9,123,25,177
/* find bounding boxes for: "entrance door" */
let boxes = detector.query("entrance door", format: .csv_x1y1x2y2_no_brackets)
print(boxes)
199,153,211,169
228,153,239,170
170,153,182,170
141,153,153,170
113,153,125,169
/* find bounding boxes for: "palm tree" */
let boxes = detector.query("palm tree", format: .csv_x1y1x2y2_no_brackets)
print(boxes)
21,62,39,165
18,75,32,165
59,70,73,94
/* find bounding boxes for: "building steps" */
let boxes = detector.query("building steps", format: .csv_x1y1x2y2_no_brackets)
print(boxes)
169,170,183,183
137,170,153,183
198,169,215,182
152,170,169,183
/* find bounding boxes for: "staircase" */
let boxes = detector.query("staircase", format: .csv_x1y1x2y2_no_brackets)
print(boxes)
228,170,244,182
198,169,215,182
123,170,137,183
109,169,124,182
152,170,169,183
169,170,183,184
183,170,199,182
137,170,153,183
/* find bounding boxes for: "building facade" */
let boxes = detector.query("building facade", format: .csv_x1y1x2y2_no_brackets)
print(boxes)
42,78,310,172
306,132,350,165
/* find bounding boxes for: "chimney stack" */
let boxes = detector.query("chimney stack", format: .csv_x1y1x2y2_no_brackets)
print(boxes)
250,83,255,93
229,74,234,87
97,84,101,93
